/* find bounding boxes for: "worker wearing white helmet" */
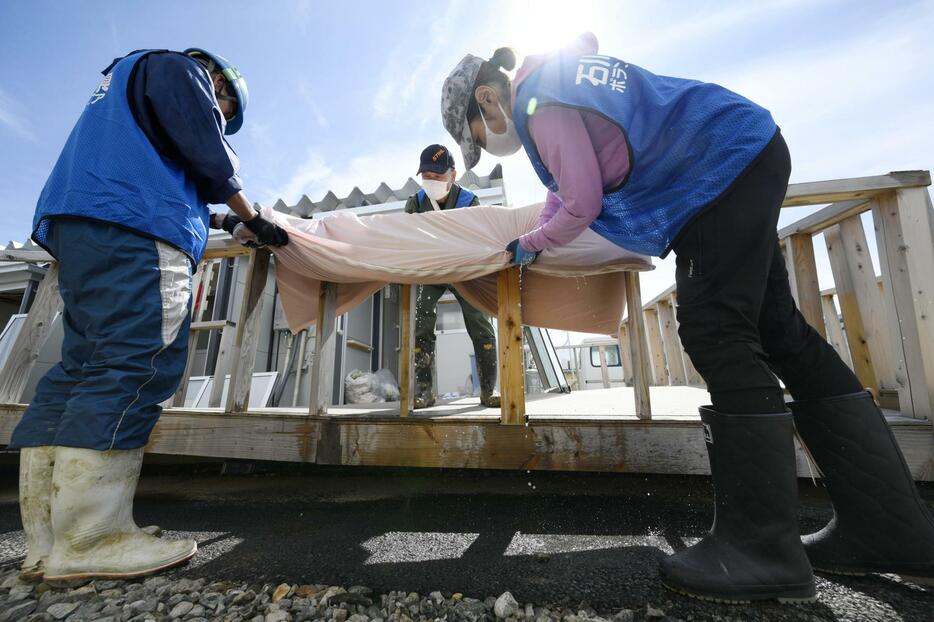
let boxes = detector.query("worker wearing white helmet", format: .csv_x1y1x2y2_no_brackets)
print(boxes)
11,47,287,583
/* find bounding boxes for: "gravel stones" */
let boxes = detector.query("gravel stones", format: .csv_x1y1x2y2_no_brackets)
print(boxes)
0,565,929,622
494,591,519,619
169,600,194,617
1,600,38,622
44,602,79,619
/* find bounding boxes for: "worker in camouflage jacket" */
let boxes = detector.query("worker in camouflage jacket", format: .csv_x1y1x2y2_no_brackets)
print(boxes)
405,144,500,409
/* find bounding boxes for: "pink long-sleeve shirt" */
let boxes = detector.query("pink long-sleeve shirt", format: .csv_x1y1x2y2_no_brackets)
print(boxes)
516,33,631,253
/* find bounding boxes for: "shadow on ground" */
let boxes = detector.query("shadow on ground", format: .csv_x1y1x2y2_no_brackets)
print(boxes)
0,464,932,621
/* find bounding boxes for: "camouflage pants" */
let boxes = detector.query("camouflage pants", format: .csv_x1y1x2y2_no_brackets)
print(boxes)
414,284,497,397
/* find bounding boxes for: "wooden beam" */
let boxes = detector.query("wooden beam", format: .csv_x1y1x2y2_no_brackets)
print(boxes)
396,284,415,417
820,295,852,368
497,267,525,425
309,282,338,416
623,272,652,419
837,215,897,391
873,189,934,419
173,260,217,407
824,226,878,392
190,320,230,332
643,306,668,386
642,283,678,311
201,237,252,260
2,404,929,480
782,171,930,208
208,323,237,408
656,299,686,386
597,345,611,389
224,249,270,413
0,263,62,404
617,325,634,386
785,234,826,337
778,200,869,238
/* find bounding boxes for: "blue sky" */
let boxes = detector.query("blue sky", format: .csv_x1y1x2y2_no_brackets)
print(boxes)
1,0,933,306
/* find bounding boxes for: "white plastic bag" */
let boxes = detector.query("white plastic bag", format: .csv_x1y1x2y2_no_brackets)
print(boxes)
344,368,400,403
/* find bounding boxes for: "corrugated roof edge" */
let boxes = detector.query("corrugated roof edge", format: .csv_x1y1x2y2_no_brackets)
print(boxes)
263,164,504,218
2,165,506,248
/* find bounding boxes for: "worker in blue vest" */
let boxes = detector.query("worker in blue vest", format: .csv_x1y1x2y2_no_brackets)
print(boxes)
10,48,288,583
441,33,934,603
405,145,500,409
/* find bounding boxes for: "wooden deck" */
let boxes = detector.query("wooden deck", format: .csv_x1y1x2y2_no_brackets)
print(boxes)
2,388,930,479
1,170,933,481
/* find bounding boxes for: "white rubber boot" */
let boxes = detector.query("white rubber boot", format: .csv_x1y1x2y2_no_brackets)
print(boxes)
44,447,196,582
18,446,55,582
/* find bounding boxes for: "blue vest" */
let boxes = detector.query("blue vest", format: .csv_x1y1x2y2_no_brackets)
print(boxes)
415,186,476,209
32,50,210,262
513,53,777,257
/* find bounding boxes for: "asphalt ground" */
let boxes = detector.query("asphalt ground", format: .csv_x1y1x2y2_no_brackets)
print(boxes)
0,463,932,621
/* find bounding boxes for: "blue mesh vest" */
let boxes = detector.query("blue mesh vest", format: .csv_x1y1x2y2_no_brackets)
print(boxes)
415,186,476,209
32,50,210,262
513,53,777,257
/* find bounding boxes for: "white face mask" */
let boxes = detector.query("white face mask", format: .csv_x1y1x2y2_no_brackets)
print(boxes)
481,100,522,157
422,178,451,202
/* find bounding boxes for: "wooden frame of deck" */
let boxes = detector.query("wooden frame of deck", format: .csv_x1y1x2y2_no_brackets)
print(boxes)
1,171,933,478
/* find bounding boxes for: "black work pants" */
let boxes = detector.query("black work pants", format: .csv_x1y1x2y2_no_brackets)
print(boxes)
672,131,862,414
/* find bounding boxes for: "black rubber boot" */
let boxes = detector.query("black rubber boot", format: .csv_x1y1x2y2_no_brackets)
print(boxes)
660,408,816,603
791,391,934,584
474,337,500,408
413,343,435,409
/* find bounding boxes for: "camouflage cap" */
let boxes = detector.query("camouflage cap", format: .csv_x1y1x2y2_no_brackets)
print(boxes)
441,54,484,170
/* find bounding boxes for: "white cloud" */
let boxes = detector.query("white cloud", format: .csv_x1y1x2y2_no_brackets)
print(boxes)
265,149,333,204
371,0,469,120
297,82,330,129
264,140,430,206
0,87,37,142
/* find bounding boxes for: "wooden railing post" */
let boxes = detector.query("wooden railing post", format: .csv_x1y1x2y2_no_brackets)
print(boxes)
873,189,934,418
224,248,270,413
173,259,218,407
597,345,611,389
820,294,852,367
397,284,415,417
309,282,338,416
824,225,878,393
657,298,686,386
785,234,826,337
624,272,652,420
498,267,525,425
839,215,898,393
0,263,62,404
617,324,634,386
643,306,668,386
207,322,237,407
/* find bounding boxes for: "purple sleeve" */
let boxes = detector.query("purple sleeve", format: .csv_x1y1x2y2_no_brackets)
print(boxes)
518,106,604,252
537,191,562,227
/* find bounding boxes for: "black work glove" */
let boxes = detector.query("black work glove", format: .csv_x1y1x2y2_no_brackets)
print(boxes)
506,238,539,266
209,212,247,235
243,212,289,247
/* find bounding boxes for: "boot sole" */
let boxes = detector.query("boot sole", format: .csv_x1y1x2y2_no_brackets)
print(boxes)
18,564,45,584
662,580,817,604
17,526,163,584
813,566,934,587
44,544,196,583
